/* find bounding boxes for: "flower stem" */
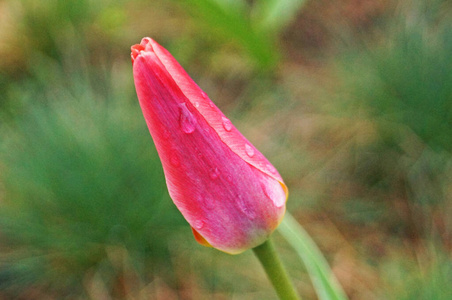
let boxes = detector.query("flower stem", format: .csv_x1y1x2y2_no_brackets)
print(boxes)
252,238,301,300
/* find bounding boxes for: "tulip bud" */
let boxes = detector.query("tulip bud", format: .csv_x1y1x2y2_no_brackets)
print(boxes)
131,38,288,254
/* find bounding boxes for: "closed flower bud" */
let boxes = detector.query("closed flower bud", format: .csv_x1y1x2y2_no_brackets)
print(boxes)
131,38,287,254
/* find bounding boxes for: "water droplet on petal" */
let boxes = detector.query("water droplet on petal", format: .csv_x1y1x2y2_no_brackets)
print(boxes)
222,117,233,132
179,103,196,134
202,92,214,108
266,163,277,174
170,152,180,167
237,195,256,219
194,102,200,108
226,174,233,183
209,167,220,179
261,180,286,208
194,220,204,229
245,144,255,157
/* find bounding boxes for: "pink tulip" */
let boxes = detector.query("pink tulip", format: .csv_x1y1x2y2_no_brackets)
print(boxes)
131,38,288,254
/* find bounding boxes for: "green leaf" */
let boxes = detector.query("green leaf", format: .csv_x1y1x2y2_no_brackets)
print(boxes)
252,0,307,34
174,0,278,70
278,213,348,300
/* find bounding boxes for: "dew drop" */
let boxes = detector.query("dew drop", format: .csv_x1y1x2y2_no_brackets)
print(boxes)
194,219,205,229
245,144,255,157
266,163,277,174
226,174,233,183
222,117,233,132
261,180,286,208
262,184,271,199
179,103,196,134
170,153,180,167
194,102,200,108
237,195,256,219
209,167,220,180
204,93,214,108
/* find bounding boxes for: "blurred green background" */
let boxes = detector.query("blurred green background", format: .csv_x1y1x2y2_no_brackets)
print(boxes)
0,0,451,299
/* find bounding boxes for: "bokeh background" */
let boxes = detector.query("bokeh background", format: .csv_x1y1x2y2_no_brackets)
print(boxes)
0,0,451,299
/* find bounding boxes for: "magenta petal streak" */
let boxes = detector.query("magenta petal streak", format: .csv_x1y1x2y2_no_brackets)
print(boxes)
132,38,287,254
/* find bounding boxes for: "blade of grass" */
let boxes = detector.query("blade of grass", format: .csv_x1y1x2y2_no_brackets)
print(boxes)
278,213,348,300
252,0,307,35
174,0,278,70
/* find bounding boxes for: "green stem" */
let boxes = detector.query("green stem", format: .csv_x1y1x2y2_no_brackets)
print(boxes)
252,238,301,300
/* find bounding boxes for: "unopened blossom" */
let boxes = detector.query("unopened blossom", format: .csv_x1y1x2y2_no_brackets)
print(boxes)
131,38,287,254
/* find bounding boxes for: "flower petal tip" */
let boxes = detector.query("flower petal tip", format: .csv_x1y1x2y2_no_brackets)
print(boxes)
131,37,157,64
131,44,145,64
191,227,213,248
